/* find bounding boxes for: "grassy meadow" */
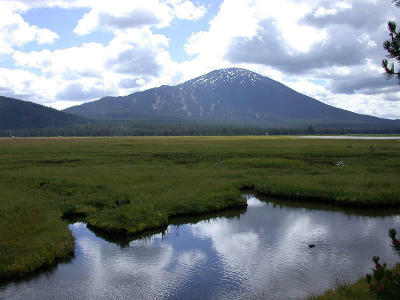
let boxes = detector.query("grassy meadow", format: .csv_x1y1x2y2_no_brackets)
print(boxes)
1,136,400,282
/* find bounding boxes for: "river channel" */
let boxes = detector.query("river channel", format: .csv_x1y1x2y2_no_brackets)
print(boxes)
1,195,400,300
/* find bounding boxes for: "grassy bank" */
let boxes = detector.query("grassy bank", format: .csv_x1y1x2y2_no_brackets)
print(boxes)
1,136,399,280
308,264,400,300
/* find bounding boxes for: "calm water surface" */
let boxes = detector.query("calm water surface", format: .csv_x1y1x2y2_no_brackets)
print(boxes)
1,195,400,300
300,135,400,140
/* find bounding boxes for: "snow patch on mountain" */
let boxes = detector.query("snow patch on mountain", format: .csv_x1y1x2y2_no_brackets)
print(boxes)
181,68,263,89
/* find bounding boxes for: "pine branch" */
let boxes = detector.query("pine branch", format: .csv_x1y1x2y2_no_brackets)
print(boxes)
383,19,400,83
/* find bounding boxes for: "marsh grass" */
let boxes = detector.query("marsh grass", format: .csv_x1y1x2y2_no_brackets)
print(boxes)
307,279,375,300
308,264,400,300
1,136,399,280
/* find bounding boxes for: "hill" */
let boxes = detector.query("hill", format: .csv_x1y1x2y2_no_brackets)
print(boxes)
0,96,86,130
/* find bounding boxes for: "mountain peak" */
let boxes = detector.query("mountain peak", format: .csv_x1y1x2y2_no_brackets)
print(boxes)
64,67,394,127
180,67,264,89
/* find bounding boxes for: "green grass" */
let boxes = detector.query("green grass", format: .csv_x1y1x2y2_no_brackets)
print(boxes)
1,136,399,281
308,264,400,300
307,278,374,300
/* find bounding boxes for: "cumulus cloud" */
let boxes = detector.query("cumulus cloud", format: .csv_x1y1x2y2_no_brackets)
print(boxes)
184,0,260,58
98,10,161,29
302,1,393,31
108,48,161,76
74,1,171,35
226,22,393,88
118,77,149,89
14,30,168,78
0,0,207,106
167,0,206,20
102,28,170,78
56,82,113,101
1,0,85,10
0,67,52,104
13,43,107,79
11,26,176,103
328,72,398,96
73,0,206,35
224,0,394,75
0,6,59,54
1,0,206,36
0,85,36,101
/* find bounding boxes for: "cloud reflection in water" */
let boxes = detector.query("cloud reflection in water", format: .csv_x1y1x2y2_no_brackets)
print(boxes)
1,195,400,300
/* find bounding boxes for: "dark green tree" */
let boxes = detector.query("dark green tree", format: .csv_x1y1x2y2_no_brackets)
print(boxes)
366,228,400,299
382,1,400,82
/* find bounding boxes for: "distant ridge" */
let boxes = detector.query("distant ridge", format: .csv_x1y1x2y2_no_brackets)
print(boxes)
0,96,86,130
64,68,396,127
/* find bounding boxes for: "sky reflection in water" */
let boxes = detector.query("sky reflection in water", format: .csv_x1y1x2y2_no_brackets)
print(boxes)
1,195,400,300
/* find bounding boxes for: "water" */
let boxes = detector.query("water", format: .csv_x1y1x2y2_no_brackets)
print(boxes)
1,195,400,300
300,136,400,140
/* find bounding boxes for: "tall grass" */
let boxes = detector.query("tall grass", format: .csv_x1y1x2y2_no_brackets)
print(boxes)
307,279,375,300
308,264,400,299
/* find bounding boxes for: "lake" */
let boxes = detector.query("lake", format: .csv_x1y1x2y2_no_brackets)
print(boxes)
300,136,400,140
1,195,400,300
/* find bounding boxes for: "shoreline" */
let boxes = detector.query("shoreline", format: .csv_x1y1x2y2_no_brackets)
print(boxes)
2,188,399,283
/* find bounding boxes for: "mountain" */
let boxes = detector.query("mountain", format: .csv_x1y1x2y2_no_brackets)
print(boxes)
65,68,395,126
0,96,86,130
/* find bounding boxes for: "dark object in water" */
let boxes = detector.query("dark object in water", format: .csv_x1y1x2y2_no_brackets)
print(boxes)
309,244,315,248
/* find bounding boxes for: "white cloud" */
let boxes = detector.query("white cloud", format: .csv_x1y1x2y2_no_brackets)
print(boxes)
73,0,206,35
56,82,113,101
185,1,259,58
0,0,89,11
184,0,325,59
13,43,106,78
0,67,50,102
36,28,59,44
73,9,99,36
177,0,328,83
0,5,59,54
167,0,206,20
74,1,172,35
0,0,190,105
12,26,178,103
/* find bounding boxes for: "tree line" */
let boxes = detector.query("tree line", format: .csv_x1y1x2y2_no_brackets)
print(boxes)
1,120,399,137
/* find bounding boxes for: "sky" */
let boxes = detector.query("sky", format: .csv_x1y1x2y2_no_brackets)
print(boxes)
0,0,399,119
